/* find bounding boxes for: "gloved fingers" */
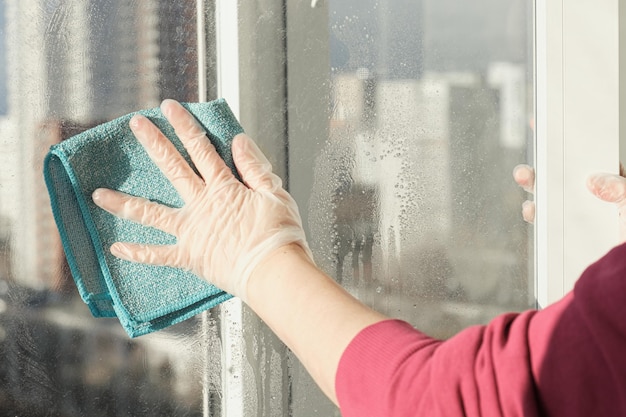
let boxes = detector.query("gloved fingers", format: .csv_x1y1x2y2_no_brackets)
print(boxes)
513,164,535,194
513,164,535,224
232,134,283,192
587,170,626,244
522,200,536,224
586,173,626,205
110,242,183,268
92,188,179,235
130,113,204,202
161,99,233,185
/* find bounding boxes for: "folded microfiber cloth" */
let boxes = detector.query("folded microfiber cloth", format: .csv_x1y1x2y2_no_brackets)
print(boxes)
43,99,242,337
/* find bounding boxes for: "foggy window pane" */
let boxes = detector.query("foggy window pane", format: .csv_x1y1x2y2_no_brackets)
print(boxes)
0,1,217,415
290,0,534,414
313,0,534,336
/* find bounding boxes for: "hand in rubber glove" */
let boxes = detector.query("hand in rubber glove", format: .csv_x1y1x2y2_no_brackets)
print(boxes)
513,163,626,243
92,99,313,302
513,164,536,224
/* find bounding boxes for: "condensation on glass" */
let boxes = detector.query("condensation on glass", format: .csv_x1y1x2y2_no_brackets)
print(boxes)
0,1,218,415
307,0,534,334
0,0,535,416
288,0,534,414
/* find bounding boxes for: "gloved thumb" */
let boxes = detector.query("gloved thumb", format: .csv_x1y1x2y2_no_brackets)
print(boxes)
233,134,283,192
586,173,626,205
587,171,626,244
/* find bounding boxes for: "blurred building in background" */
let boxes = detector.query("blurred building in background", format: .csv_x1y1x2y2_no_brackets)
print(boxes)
326,67,531,318
1,0,198,291
0,0,208,415
318,0,533,338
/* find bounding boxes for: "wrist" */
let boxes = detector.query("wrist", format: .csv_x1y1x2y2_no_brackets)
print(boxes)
243,242,388,404
246,243,312,300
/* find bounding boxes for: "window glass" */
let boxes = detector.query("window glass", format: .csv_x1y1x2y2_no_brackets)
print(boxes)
0,0,536,415
0,1,219,415
287,0,534,414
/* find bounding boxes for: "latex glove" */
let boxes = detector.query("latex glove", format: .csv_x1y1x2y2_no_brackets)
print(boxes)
513,163,626,243
512,164,535,224
92,99,313,302
586,164,626,243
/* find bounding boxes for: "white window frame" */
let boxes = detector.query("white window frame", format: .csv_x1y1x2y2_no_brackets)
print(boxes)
212,2,293,416
213,3,246,416
535,0,620,307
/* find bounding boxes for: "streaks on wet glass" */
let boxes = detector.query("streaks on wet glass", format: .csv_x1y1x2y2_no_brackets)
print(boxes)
307,0,534,343
243,310,292,417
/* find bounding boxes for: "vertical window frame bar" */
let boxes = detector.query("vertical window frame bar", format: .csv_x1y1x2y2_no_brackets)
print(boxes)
536,0,620,308
214,1,245,417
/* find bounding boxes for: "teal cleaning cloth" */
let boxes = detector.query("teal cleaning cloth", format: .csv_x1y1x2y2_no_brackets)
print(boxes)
43,99,242,337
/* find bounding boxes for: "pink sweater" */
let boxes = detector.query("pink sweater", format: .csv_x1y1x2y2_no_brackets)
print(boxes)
336,243,626,416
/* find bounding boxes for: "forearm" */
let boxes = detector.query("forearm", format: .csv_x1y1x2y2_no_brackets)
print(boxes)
246,243,388,405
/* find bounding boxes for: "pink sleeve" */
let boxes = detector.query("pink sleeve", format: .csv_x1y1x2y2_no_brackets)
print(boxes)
336,243,626,417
